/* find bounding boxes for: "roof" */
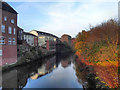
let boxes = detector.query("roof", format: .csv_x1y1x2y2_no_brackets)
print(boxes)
31,30,59,39
61,34,71,38
17,26,24,31
24,32,37,37
0,1,17,14
72,37,75,39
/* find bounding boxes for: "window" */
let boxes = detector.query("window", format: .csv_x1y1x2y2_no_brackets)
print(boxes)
0,50,2,56
0,37,5,45
8,38,12,45
11,19,14,24
21,36,22,40
4,17,7,21
24,35,26,40
13,38,16,45
1,24,5,33
13,28,16,35
54,38,56,41
8,26,12,34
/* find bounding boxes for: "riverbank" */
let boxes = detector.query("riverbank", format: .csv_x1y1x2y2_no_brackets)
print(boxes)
2,47,74,72
74,19,119,89
2,51,56,71
75,57,110,89
2,43,57,71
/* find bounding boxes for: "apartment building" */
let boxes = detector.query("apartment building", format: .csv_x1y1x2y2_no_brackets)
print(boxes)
24,32,38,46
61,34,72,46
0,1,18,66
17,27,24,41
17,27,24,44
29,30,58,51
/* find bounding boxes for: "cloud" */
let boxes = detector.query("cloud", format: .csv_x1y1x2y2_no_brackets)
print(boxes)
38,2,118,37
7,1,118,37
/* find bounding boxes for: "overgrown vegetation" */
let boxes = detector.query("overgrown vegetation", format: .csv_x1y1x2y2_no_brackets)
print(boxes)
17,45,43,64
74,19,119,88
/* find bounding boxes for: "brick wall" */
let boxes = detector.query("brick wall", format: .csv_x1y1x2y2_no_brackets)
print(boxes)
34,36,38,46
1,10,17,66
61,34,72,46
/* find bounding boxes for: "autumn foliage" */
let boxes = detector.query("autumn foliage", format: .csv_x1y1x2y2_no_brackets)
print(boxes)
74,19,119,88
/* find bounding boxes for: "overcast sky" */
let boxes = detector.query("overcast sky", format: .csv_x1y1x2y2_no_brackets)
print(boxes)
5,0,118,37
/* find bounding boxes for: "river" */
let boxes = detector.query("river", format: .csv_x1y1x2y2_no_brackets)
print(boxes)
2,53,84,89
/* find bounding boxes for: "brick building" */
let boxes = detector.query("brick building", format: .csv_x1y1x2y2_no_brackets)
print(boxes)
61,34,72,46
71,38,76,45
17,27,24,44
0,1,18,66
23,32,38,46
46,40,56,51
34,35,38,46
29,30,58,51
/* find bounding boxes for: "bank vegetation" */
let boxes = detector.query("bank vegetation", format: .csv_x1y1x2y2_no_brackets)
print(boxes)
74,19,119,88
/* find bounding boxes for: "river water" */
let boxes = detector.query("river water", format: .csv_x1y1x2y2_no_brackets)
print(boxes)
2,53,83,89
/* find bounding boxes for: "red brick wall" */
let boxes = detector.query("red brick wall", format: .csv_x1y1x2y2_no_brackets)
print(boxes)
46,40,56,51
2,45,17,65
0,8,2,66
0,56,2,66
0,9,2,36
61,35,69,43
61,34,72,46
0,45,2,66
1,10,17,66
34,37,38,46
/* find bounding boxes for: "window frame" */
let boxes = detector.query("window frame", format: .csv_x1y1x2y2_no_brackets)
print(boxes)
8,38,12,45
13,38,16,45
11,19,14,24
0,36,5,45
1,24,5,33
4,16,7,21
0,50,2,56
8,26,12,34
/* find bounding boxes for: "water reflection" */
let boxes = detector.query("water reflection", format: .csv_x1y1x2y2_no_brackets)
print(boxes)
30,56,57,80
2,53,83,89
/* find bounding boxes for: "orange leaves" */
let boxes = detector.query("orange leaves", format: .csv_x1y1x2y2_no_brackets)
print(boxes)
96,61,118,67
94,65,118,88
76,51,81,56
74,41,83,50
74,19,119,88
